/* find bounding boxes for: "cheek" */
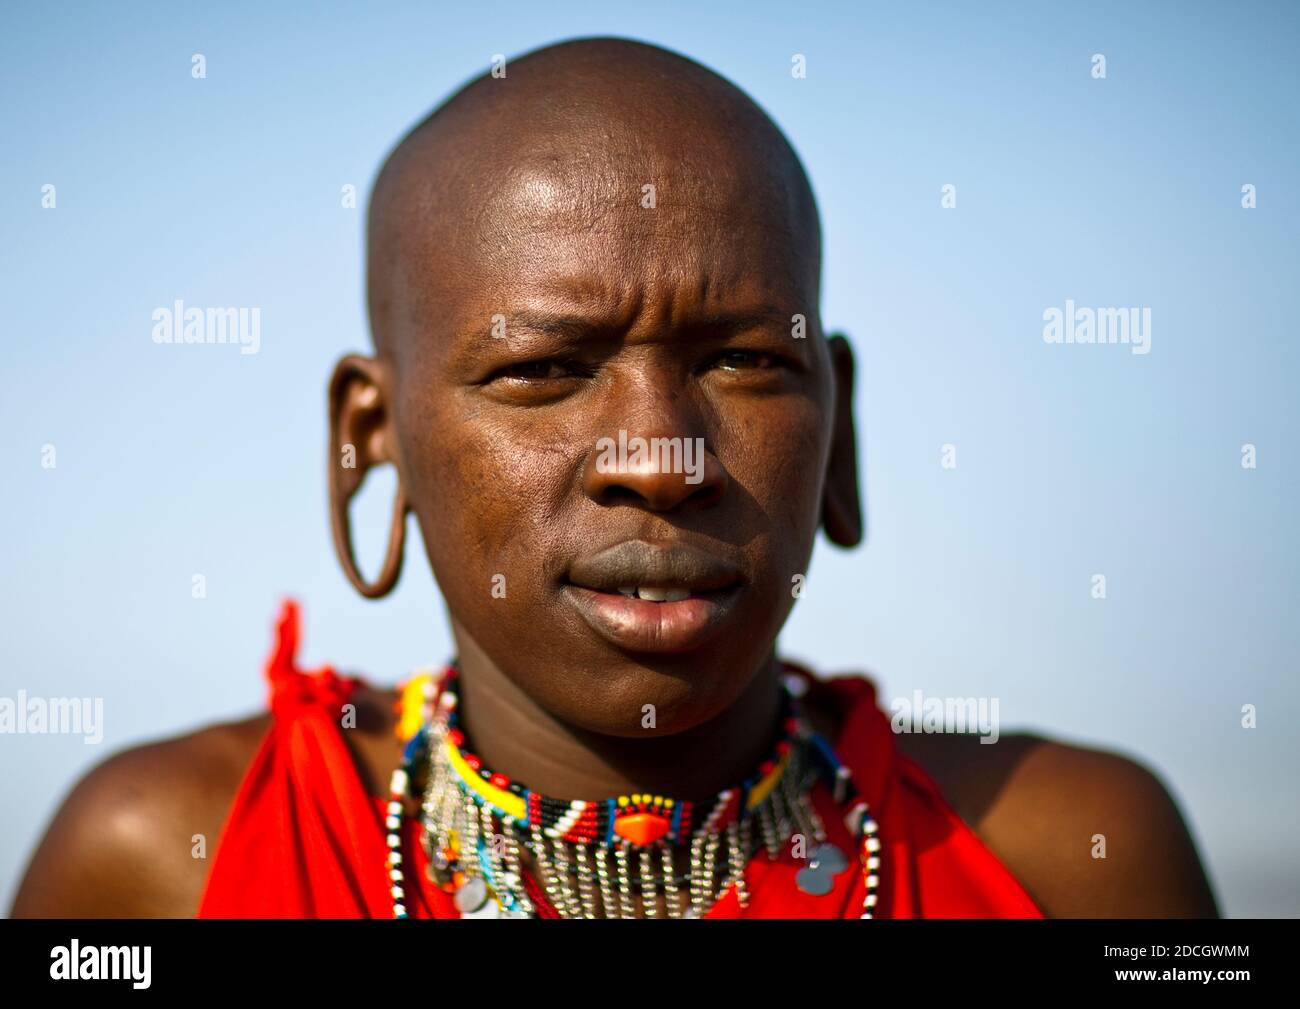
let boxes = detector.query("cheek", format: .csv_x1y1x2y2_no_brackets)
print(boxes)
724,397,828,534
399,397,574,596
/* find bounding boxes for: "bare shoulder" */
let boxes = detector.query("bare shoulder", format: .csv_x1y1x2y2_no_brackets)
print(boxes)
896,729,1220,918
9,711,270,917
10,680,405,918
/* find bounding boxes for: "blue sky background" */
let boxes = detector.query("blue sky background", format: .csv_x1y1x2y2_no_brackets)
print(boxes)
2,0,1296,916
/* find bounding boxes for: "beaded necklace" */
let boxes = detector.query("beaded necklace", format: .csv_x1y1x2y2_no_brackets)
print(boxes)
384,665,881,919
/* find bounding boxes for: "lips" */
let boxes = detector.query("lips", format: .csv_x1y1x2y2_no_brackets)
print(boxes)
563,541,743,653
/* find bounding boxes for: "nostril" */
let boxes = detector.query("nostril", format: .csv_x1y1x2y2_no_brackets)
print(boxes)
595,478,724,511
688,481,725,508
600,485,644,506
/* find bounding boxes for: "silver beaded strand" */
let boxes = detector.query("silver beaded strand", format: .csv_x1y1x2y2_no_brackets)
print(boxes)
395,666,882,920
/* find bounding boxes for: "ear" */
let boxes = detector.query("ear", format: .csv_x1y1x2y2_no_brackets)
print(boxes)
328,354,397,492
821,333,864,548
328,354,408,597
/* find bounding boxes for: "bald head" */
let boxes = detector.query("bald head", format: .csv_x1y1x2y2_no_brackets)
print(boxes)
332,37,860,721
366,37,822,358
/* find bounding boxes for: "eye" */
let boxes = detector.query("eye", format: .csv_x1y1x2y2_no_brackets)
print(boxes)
710,349,782,371
490,358,582,382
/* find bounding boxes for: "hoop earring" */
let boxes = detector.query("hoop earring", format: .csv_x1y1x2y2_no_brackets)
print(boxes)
330,469,409,599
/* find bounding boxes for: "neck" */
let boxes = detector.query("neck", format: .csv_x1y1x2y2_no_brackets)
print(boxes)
448,626,784,800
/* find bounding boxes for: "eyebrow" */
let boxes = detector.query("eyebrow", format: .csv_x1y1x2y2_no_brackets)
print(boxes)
504,312,620,341
504,307,794,342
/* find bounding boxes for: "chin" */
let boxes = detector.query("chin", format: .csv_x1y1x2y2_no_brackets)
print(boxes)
524,645,764,738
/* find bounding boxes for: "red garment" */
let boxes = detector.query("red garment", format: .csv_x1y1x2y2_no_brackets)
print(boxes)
197,601,1043,919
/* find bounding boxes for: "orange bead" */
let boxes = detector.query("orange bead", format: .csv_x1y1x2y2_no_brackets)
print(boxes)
613,812,671,846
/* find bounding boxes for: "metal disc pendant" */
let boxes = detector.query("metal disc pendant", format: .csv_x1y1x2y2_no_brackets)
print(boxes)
809,843,847,873
454,876,489,913
795,862,836,895
796,842,848,895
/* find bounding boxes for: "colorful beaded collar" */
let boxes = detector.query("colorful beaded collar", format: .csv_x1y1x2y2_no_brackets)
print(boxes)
435,666,800,847
384,664,882,919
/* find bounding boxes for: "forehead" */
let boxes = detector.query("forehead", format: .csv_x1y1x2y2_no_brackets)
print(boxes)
405,151,818,346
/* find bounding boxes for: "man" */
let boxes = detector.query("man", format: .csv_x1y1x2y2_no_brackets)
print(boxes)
12,37,1217,919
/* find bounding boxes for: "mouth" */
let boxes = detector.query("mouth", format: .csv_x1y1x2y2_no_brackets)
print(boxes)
562,541,744,654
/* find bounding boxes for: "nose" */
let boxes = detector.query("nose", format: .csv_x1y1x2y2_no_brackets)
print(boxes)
581,386,729,511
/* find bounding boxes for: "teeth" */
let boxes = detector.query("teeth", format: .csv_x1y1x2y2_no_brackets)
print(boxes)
627,587,691,602
617,587,637,597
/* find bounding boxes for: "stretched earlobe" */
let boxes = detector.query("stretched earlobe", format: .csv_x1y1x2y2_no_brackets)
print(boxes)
328,355,409,598
821,333,864,548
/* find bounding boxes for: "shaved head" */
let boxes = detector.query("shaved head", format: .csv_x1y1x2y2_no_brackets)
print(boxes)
332,34,859,754
366,37,822,358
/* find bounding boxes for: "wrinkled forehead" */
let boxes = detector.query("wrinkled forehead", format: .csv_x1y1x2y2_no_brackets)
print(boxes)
383,131,819,358
368,77,821,362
